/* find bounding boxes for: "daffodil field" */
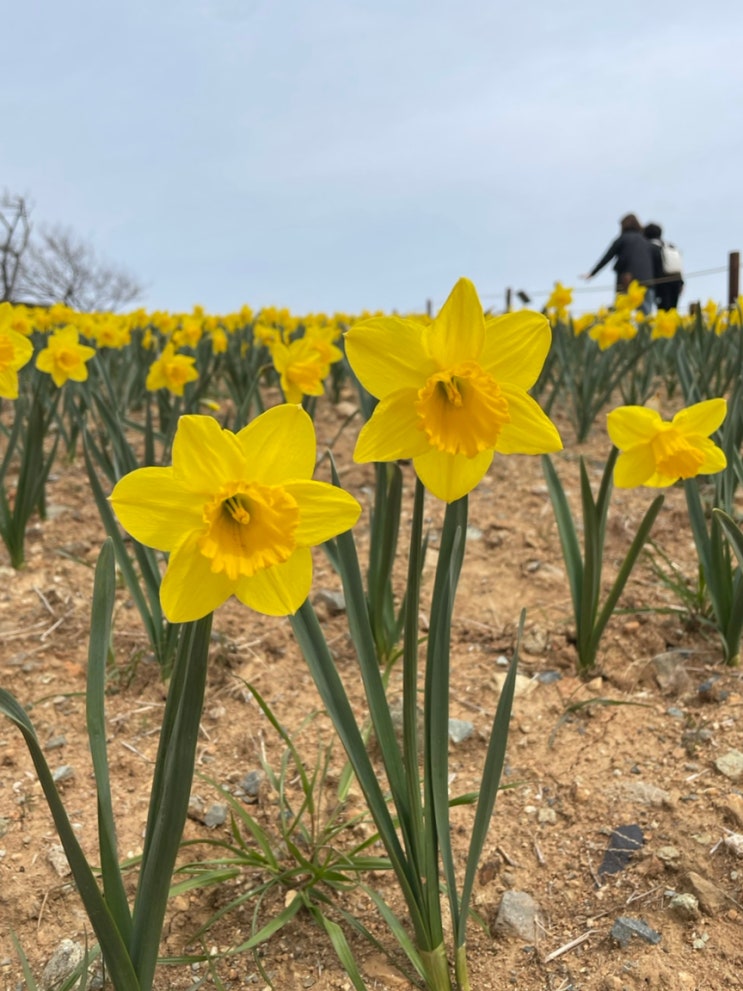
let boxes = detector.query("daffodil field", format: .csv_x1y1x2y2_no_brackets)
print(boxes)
1,277,742,990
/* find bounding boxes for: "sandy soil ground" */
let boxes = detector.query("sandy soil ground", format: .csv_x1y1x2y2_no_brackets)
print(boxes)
2,392,743,991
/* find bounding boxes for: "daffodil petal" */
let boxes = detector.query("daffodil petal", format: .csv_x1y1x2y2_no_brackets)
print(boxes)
354,390,429,462
284,480,361,544
426,277,485,367
1,329,33,367
345,318,433,398
172,416,246,490
0,367,19,399
237,404,316,482
235,547,312,616
607,406,663,449
672,398,727,437
643,471,682,487
413,448,493,503
110,467,204,550
480,311,551,389
613,445,657,487
35,351,53,374
694,436,727,474
494,386,562,454
160,530,235,621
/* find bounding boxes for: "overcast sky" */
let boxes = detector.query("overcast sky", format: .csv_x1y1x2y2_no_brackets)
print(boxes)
3,0,741,317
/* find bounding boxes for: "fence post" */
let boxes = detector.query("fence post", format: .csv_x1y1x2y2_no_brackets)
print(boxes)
728,251,740,305
505,287,512,313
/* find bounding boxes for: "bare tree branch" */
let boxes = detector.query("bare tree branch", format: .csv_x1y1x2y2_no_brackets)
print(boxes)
0,191,143,311
18,225,143,312
0,191,31,303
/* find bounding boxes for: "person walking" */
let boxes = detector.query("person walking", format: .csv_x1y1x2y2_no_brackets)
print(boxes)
581,214,655,315
644,222,684,311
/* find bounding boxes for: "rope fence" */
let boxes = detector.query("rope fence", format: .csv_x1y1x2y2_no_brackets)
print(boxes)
425,253,740,316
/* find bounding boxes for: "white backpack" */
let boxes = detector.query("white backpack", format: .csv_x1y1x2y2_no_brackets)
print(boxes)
660,241,683,277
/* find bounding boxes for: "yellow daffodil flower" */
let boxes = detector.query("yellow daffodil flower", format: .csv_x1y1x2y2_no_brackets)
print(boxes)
90,315,132,349
35,325,96,387
172,316,204,349
589,313,637,350
572,312,597,336
702,300,719,327
650,308,681,340
254,319,282,348
146,342,200,395
607,399,727,488
714,311,730,336
344,277,562,503
0,326,34,399
271,334,343,403
209,327,228,354
0,302,34,337
47,302,75,327
110,405,361,621
545,281,573,318
615,280,646,313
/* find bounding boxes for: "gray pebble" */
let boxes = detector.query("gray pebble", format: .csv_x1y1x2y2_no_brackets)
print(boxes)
715,750,743,782
204,803,228,828
493,890,544,943
448,719,474,743
610,916,661,947
669,892,700,920
239,770,264,799
41,939,84,990
44,735,67,751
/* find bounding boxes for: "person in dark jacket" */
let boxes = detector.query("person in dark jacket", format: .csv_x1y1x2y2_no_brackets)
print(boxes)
581,214,655,314
644,222,684,311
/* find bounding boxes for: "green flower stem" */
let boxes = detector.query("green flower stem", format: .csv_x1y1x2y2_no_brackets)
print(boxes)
544,450,663,674
368,462,404,662
129,613,213,991
86,541,132,946
0,687,140,990
83,430,182,674
455,616,521,965
323,464,429,888
307,466,520,988
0,542,139,990
425,497,467,944
402,480,426,882
454,944,470,991
0,379,60,568
419,943,452,991
689,488,743,665
290,601,429,947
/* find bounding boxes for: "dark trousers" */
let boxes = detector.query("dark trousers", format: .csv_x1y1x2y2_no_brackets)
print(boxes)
656,279,684,311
